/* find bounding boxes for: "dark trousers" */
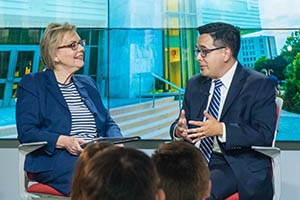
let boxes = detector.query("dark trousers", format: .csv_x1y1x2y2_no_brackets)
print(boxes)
206,152,237,200
31,151,78,196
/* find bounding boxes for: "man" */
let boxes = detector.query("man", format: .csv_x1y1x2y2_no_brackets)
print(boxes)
152,141,211,200
267,69,281,95
170,22,277,200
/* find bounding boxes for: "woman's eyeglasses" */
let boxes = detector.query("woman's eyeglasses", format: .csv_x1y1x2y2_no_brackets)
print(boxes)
57,39,86,50
193,46,225,58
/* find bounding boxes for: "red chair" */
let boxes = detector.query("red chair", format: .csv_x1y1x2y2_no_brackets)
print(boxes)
19,136,141,199
225,97,283,200
226,192,239,200
18,141,69,199
26,172,66,197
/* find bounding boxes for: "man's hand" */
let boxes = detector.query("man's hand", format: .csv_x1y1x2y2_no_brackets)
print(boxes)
56,135,87,155
175,109,192,142
187,111,223,143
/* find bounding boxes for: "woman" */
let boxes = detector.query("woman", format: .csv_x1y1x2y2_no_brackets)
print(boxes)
16,22,122,196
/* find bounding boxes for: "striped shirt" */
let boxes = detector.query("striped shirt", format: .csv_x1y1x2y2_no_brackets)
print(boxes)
58,82,97,141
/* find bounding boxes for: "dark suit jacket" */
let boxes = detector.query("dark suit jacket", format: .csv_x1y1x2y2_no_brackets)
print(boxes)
170,63,277,199
16,69,122,193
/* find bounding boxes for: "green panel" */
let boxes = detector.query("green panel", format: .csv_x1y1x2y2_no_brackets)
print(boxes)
169,36,180,47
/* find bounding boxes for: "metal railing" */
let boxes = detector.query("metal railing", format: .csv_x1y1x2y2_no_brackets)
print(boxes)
137,72,185,109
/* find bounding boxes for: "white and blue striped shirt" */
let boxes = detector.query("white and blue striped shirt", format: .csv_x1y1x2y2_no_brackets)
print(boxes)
58,82,97,141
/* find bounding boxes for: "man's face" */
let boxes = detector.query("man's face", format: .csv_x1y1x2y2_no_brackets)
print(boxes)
195,34,226,79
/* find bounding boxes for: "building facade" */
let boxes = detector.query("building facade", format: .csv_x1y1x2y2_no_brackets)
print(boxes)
0,0,262,108
238,35,278,68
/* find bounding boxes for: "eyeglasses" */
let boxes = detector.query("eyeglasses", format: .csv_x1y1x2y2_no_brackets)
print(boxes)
193,46,225,58
57,39,86,50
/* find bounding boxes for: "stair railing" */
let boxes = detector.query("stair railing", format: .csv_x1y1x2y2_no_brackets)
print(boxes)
137,72,185,109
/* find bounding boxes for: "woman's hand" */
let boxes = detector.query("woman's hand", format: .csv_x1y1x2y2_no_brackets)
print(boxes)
56,135,87,155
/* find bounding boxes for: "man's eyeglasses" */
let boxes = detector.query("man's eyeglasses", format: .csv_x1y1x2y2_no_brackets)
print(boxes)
57,39,86,50
193,46,225,58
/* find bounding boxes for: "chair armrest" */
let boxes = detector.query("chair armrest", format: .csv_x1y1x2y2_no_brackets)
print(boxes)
251,146,281,200
19,141,47,200
19,141,48,155
251,146,280,158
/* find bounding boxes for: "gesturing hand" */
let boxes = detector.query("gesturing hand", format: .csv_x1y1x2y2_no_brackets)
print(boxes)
187,111,223,143
175,109,192,143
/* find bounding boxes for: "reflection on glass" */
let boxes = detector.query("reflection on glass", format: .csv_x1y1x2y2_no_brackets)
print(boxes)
0,0,300,141
16,52,34,77
0,52,9,79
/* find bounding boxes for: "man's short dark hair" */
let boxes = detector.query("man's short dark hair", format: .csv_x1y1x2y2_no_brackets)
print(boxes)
152,141,210,200
79,147,159,200
197,22,241,58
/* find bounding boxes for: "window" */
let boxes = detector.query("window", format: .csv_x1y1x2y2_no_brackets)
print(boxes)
0,0,299,141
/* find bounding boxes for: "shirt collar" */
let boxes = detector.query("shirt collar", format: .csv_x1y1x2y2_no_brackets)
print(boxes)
218,61,237,89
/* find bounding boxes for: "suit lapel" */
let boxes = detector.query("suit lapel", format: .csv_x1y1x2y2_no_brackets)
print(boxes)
72,76,97,114
44,70,69,110
196,76,211,119
220,63,245,119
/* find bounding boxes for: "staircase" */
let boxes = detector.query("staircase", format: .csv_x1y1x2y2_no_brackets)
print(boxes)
110,97,180,139
0,97,180,140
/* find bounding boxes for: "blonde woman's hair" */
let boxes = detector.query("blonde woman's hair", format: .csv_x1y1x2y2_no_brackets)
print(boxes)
40,22,76,69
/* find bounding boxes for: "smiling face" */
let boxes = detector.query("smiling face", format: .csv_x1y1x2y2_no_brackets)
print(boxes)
53,31,85,75
195,33,232,79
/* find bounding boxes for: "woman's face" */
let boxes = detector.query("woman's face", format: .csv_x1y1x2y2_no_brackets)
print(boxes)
54,31,85,73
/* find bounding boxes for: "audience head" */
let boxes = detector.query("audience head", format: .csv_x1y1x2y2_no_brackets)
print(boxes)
71,141,114,199
152,141,211,200
72,144,165,200
197,22,240,59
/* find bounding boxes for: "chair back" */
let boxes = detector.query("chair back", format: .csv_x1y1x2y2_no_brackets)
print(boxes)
273,97,283,146
225,97,283,200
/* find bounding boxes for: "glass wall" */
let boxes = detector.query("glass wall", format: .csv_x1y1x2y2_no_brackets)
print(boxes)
0,0,299,141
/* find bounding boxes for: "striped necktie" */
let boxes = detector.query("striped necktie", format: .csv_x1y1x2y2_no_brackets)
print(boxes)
200,79,223,163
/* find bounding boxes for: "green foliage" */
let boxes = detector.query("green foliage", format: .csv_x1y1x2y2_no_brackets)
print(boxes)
252,29,300,114
149,89,163,94
272,56,289,81
254,56,268,73
281,30,300,64
240,29,261,35
294,54,300,80
283,53,300,113
254,56,287,80
283,79,300,113
284,63,294,79
155,79,165,91
251,29,300,113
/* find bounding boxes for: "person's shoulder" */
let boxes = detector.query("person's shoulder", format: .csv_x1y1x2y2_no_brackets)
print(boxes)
73,74,95,86
243,67,267,80
242,68,274,89
20,70,46,83
269,75,278,81
189,74,207,82
74,74,93,81
18,71,51,92
185,74,209,90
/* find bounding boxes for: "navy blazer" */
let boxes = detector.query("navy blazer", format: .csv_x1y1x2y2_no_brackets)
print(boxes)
16,69,122,173
170,63,277,199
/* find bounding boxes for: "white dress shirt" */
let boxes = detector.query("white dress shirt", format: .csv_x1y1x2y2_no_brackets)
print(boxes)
208,61,237,151
174,61,238,151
